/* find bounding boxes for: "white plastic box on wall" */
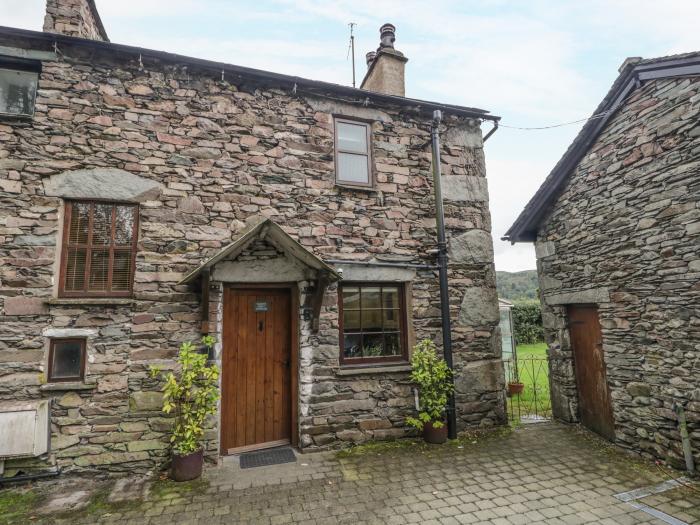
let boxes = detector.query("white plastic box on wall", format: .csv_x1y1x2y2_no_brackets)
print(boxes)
0,400,50,460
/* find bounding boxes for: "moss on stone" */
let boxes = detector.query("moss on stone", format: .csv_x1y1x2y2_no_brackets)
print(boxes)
0,489,40,525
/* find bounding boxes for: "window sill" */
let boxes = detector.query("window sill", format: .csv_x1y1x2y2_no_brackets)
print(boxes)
46,298,135,306
335,182,376,192
336,364,412,376
40,381,97,392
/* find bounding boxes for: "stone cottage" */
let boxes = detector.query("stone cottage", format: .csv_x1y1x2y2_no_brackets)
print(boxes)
0,0,505,476
504,54,700,469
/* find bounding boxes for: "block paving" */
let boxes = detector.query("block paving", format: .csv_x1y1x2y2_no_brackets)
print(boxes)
3,422,698,524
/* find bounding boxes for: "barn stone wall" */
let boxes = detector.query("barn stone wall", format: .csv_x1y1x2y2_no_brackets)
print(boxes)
536,75,700,468
0,33,503,474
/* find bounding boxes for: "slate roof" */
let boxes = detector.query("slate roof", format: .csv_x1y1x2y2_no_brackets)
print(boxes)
504,51,700,243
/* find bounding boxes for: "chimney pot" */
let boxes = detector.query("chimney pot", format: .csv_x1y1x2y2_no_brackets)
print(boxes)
366,51,377,67
379,23,396,49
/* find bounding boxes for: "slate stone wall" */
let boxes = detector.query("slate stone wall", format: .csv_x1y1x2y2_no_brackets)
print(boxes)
536,76,700,468
0,34,503,474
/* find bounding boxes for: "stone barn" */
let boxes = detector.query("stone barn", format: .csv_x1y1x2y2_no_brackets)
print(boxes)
504,54,700,469
0,0,505,476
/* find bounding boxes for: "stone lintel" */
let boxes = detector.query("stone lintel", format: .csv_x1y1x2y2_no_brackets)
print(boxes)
336,264,416,282
43,168,162,203
544,287,611,306
42,328,98,338
4,296,49,316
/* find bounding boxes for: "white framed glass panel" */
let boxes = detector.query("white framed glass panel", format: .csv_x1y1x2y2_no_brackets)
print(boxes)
337,121,368,153
0,68,38,117
337,152,369,184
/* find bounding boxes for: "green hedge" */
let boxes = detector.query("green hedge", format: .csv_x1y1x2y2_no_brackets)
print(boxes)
512,302,544,344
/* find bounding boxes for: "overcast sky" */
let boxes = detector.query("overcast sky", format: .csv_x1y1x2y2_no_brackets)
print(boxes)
4,0,699,271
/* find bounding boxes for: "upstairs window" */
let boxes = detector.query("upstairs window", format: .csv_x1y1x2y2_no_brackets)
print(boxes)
0,57,40,118
334,118,372,187
339,283,408,365
59,201,138,297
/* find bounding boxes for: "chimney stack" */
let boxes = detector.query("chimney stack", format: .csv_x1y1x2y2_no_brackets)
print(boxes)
360,23,408,97
43,0,109,41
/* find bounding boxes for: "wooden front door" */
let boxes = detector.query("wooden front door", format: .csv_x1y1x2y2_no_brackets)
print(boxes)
568,305,615,440
221,287,292,453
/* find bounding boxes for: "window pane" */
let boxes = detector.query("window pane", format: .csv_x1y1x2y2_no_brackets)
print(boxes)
383,309,400,330
114,206,135,245
51,340,83,380
384,333,401,356
382,287,399,309
343,333,362,358
361,309,383,332
361,287,381,309
112,250,132,291
89,249,109,291
337,121,367,153
343,309,360,331
362,334,384,357
342,287,360,310
337,152,369,184
92,204,113,245
64,248,86,291
68,203,90,244
0,68,38,116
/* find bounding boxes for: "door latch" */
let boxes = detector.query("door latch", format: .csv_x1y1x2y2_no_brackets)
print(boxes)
258,320,264,332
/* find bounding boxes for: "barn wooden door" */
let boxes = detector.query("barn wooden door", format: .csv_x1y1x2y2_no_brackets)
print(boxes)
568,305,615,440
221,287,292,453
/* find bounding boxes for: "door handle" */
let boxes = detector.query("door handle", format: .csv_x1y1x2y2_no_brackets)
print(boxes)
283,359,290,368
258,320,264,332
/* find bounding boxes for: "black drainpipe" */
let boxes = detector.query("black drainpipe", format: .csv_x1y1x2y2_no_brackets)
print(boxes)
430,110,457,440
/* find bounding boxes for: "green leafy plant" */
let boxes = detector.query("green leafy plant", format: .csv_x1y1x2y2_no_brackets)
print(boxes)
150,336,220,456
405,339,454,431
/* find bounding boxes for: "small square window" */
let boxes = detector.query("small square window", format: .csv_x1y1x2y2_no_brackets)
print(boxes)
48,339,86,382
334,118,372,187
0,58,40,118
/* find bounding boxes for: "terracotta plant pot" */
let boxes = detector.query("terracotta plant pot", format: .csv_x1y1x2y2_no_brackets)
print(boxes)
423,421,448,444
170,448,203,482
507,382,525,396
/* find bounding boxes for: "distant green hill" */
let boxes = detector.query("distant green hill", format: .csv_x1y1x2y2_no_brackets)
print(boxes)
496,270,539,303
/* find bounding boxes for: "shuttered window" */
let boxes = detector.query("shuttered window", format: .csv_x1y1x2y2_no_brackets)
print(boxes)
334,118,372,187
59,201,138,297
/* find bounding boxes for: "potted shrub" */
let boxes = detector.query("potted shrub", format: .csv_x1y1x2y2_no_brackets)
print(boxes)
405,339,454,444
150,336,220,481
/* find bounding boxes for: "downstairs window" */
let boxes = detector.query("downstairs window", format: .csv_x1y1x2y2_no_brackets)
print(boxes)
339,283,408,365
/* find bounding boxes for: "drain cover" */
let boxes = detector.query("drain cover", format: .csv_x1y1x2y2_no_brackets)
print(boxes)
239,447,296,469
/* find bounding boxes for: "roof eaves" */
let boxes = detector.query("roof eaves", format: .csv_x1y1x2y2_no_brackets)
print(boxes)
0,26,499,121
503,52,700,243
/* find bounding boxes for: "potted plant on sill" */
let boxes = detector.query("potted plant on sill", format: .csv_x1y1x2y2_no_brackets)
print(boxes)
150,335,220,482
405,339,454,444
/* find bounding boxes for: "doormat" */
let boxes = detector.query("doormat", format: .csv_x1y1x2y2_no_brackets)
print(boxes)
240,447,296,469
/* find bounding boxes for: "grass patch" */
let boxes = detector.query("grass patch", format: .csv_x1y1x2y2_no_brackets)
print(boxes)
0,488,40,525
149,477,209,502
516,342,547,359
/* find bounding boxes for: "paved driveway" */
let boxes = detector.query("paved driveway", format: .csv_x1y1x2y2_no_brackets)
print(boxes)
3,422,698,524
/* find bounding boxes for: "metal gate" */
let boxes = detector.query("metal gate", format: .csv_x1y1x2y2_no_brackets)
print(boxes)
505,357,552,422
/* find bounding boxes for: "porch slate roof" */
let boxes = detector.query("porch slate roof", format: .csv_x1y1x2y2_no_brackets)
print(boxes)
178,217,341,285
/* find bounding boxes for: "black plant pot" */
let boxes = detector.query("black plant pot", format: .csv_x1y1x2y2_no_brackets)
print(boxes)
171,448,203,482
423,421,448,444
